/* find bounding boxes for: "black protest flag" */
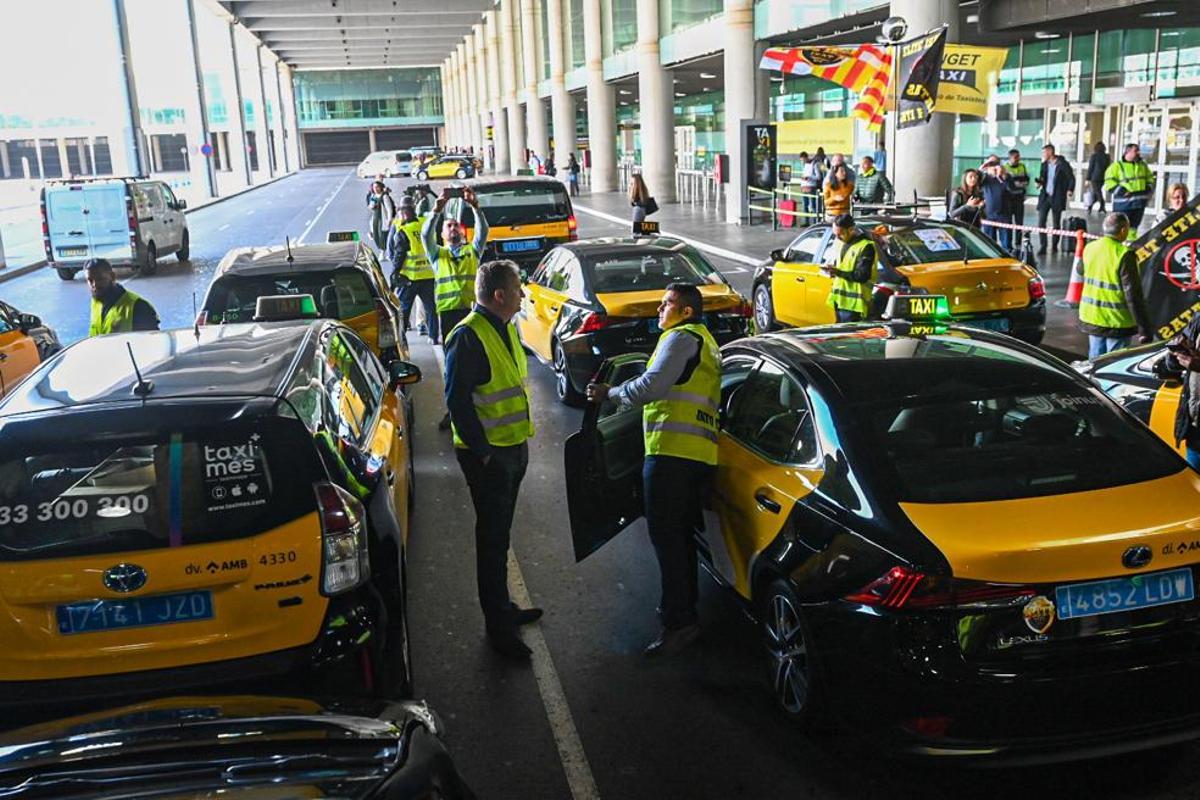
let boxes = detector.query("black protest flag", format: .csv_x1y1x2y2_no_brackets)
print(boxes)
897,26,948,129
1135,194,1200,341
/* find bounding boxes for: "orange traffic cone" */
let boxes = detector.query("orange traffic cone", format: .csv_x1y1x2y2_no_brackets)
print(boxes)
1055,229,1086,309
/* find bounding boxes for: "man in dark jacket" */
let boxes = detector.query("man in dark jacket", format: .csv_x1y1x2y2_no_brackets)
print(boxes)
1035,144,1075,254
1156,314,1200,470
979,157,1011,250
1086,142,1111,213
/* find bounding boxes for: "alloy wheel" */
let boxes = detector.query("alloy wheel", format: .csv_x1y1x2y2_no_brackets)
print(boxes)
764,592,809,715
754,286,773,332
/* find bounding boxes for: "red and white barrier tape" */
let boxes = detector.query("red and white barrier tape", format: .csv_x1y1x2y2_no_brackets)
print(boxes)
978,218,1101,240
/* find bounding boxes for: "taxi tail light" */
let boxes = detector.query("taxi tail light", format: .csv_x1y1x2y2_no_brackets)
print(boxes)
315,482,370,595
375,298,398,350
1028,275,1046,301
567,214,578,240
577,312,611,334
844,566,1036,610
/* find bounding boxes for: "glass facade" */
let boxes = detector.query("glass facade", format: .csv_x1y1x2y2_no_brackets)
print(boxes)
292,69,443,128
660,0,722,36
570,0,585,70
608,0,637,55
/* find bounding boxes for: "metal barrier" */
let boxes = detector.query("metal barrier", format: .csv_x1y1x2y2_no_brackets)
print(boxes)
674,169,721,209
748,186,826,230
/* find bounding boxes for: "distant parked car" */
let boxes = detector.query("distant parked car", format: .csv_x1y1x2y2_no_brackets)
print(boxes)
357,150,413,179
42,177,189,281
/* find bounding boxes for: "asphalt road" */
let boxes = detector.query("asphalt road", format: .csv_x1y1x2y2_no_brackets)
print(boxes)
3,167,1196,799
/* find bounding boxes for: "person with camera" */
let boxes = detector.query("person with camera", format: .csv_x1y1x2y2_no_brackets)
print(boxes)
386,195,437,341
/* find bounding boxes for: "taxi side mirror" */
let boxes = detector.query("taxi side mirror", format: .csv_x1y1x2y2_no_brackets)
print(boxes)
17,313,41,332
389,360,422,388
519,268,530,282
769,248,785,262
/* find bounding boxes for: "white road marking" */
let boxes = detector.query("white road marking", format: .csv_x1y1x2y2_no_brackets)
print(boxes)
218,223,230,231
298,170,354,244
430,343,600,800
247,208,256,215
572,203,761,270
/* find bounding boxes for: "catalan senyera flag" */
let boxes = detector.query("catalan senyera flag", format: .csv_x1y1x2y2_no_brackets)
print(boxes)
759,45,893,131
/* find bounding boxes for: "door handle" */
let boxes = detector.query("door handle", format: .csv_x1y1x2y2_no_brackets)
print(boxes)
548,304,559,312
754,492,781,514
386,470,396,486
794,276,805,282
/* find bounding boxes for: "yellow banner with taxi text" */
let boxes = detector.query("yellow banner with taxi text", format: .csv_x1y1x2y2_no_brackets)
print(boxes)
776,117,855,157
935,45,1009,117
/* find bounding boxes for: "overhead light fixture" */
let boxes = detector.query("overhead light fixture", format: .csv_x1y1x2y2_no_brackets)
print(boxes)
673,78,680,83
966,13,978,23
620,101,629,106
619,89,631,95
770,76,783,82
1034,31,1060,39
1163,30,1181,36
1142,9,1177,17
699,72,716,79
674,92,685,97
1041,48,1061,54
701,86,710,92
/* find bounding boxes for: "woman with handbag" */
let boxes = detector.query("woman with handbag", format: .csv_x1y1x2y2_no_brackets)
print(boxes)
630,174,657,223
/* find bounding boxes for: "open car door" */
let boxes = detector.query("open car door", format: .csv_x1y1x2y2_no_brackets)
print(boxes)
564,353,649,562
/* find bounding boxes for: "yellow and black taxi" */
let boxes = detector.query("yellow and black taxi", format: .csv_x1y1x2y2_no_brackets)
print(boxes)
414,155,476,181
568,302,1200,761
0,301,51,399
0,694,475,797
519,236,751,404
0,308,421,702
451,176,577,268
198,239,407,364
1076,340,1186,454
753,216,1047,344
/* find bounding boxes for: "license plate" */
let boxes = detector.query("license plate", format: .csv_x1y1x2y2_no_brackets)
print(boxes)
501,238,542,254
1055,568,1194,621
58,247,88,257
961,317,1011,333
56,591,214,635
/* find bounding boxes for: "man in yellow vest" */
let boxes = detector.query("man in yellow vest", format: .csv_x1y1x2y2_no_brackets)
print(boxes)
1104,143,1156,240
386,196,438,341
822,214,878,323
585,283,721,657
444,259,541,660
1079,212,1152,359
85,259,159,336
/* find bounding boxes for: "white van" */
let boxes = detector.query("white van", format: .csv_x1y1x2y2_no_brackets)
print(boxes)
355,150,412,179
41,177,190,281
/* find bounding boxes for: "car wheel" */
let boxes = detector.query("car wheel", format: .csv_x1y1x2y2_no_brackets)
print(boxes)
176,229,190,261
761,578,826,727
417,171,429,181
55,267,78,281
754,284,777,332
139,242,158,276
1016,329,1045,346
552,339,585,407
455,168,467,179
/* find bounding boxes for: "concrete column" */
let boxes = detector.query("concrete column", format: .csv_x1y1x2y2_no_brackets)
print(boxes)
723,0,755,222
521,0,548,163
462,40,483,158
457,44,473,151
227,22,253,185
485,11,510,174
500,0,525,174
255,45,275,178
186,0,217,196
891,0,958,201
441,60,455,146
447,53,460,147
636,0,675,202
583,0,616,192
473,24,491,169
547,0,576,174
110,0,146,177
272,56,290,172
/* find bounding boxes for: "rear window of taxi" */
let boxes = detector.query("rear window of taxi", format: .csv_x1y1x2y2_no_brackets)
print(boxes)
585,249,724,293
0,418,320,562
876,224,1004,265
470,185,572,227
205,269,376,324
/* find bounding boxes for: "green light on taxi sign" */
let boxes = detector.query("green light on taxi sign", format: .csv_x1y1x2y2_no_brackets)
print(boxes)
884,294,951,321
326,230,360,243
254,293,320,322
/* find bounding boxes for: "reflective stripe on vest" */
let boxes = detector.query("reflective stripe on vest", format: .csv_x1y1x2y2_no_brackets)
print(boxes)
1079,236,1136,329
399,218,435,281
434,246,479,313
449,312,534,449
88,289,143,336
826,237,876,315
643,322,721,465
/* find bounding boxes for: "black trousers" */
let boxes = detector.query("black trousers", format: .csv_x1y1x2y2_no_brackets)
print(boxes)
438,308,470,345
398,278,438,340
643,455,715,630
1124,206,1146,235
1037,203,1065,251
456,443,529,631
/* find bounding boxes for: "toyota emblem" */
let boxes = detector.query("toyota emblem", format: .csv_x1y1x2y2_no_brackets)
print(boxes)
1122,546,1152,570
103,563,147,593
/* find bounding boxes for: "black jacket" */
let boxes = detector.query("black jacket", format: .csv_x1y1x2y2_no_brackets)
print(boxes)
1159,314,1200,447
1087,151,1111,184
1036,158,1075,211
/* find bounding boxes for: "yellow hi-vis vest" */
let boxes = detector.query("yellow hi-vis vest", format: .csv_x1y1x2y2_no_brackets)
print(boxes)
643,322,721,465
826,237,876,316
434,246,479,313
448,312,534,449
1104,159,1154,209
397,217,434,281
88,289,144,336
1079,236,1136,330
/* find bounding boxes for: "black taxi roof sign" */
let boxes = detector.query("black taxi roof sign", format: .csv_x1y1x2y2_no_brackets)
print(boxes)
254,294,320,322
883,293,951,321
326,230,361,243
633,220,660,236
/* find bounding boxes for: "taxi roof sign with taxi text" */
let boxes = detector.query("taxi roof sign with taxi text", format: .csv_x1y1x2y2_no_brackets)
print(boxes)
884,293,951,321
254,294,319,322
326,230,361,243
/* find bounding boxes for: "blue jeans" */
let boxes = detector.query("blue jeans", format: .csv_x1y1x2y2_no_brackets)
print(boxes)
1088,335,1132,360
397,277,438,341
643,455,714,629
1187,447,1200,471
986,215,1011,251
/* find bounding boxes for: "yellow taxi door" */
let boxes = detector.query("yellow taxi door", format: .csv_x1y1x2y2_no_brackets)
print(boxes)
0,319,39,399
709,359,824,599
771,228,829,326
519,252,569,361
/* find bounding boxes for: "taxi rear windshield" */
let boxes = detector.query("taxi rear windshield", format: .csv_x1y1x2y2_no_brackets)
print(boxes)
877,224,1004,265
840,357,1181,503
0,419,320,562
586,251,724,293
473,186,571,226
205,269,376,323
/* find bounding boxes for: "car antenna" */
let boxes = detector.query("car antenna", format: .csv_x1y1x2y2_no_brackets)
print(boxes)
192,292,200,339
286,236,295,268
126,342,154,398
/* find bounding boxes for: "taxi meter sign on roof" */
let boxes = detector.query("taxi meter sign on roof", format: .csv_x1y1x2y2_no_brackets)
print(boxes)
883,293,951,321
326,230,361,243
253,294,319,322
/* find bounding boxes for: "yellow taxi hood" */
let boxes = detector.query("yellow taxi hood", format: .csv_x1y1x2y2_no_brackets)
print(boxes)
899,469,1200,585
897,258,1036,314
595,284,741,317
